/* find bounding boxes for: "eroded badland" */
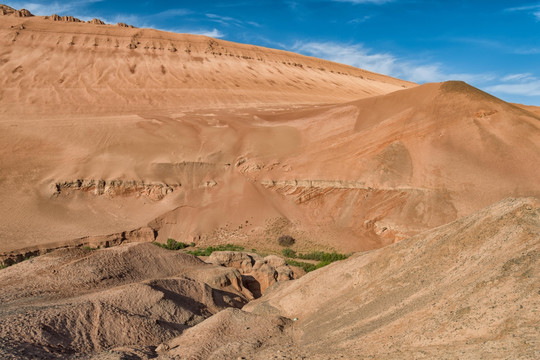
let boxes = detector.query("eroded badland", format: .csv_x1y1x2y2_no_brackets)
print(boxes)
0,5,539,359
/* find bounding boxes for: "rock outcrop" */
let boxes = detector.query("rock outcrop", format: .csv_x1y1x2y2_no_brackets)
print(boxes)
0,226,156,267
207,251,304,297
54,179,181,200
0,5,33,17
88,18,105,25
47,14,82,22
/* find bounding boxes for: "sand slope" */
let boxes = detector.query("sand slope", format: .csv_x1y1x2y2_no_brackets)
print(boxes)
0,243,253,358
0,13,412,117
0,10,538,257
154,197,540,359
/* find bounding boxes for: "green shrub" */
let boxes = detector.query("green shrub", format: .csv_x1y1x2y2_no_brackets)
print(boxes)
285,259,318,272
278,235,295,247
297,251,349,262
186,244,245,256
153,238,189,250
285,251,349,272
282,248,297,258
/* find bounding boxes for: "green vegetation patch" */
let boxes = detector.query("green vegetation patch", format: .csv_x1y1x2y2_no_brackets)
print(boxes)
297,251,349,262
153,238,191,251
285,259,335,273
282,248,297,258
186,244,245,257
284,251,350,272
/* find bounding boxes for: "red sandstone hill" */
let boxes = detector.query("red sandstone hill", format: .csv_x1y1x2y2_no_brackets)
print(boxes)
0,6,538,258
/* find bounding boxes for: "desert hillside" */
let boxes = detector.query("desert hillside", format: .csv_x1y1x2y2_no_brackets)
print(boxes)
0,7,412,117
1,77,538,258
0,4,539,359
2,197,536,359
0,6,538,258
162,197,540,359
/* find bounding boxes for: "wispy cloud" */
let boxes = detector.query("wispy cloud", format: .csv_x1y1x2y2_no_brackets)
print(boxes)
205,13,259,27
486,81,540,97
505,3,540,12
505,2,540,20
501,73,535,82
486,73,540,97
206,13,243,26
292,41,494,84
293,42,396,75
154,8,193,17
448,37,540,55
168,28,225,38
347,15,372,24
333,0,394,4
9,0,103,15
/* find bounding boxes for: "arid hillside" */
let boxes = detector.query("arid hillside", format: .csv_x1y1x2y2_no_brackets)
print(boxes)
159,197,540,359
0,6,539,259
2,197,537,359
0,7,412,117
0,4,539,359
0,241,302,358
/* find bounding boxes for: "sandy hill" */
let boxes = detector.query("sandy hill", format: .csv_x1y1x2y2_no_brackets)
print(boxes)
0,5,539,360
0,241,301,358
2,197,537,359
0,243,250,358
0,7,538,260
154,197,539,359
0,10,412,117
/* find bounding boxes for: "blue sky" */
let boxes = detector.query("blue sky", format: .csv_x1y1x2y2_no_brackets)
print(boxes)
6,0,540,105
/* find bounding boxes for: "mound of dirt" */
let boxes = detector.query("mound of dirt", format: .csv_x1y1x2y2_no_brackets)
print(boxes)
240,197,540,358
0,13,412,117
0,243,256,358
132,197,540,359
157,308,294,359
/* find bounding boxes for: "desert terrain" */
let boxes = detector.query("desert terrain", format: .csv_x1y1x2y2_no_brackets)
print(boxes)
0,4,539,359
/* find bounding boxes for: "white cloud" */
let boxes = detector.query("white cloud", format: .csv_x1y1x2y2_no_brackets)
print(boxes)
347,15,372,24
505,3,540,12
333,0,394,4
293,42,396,75
501,73,534,82
486,81,540,96
292,41,493,84
205,13,258,27
505,3,540,20
176,28,225,38
154,8,193,17
486,73,540,97
10,0,103,15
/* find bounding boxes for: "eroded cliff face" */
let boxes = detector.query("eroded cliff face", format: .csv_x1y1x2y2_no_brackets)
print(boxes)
53,179,181,201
